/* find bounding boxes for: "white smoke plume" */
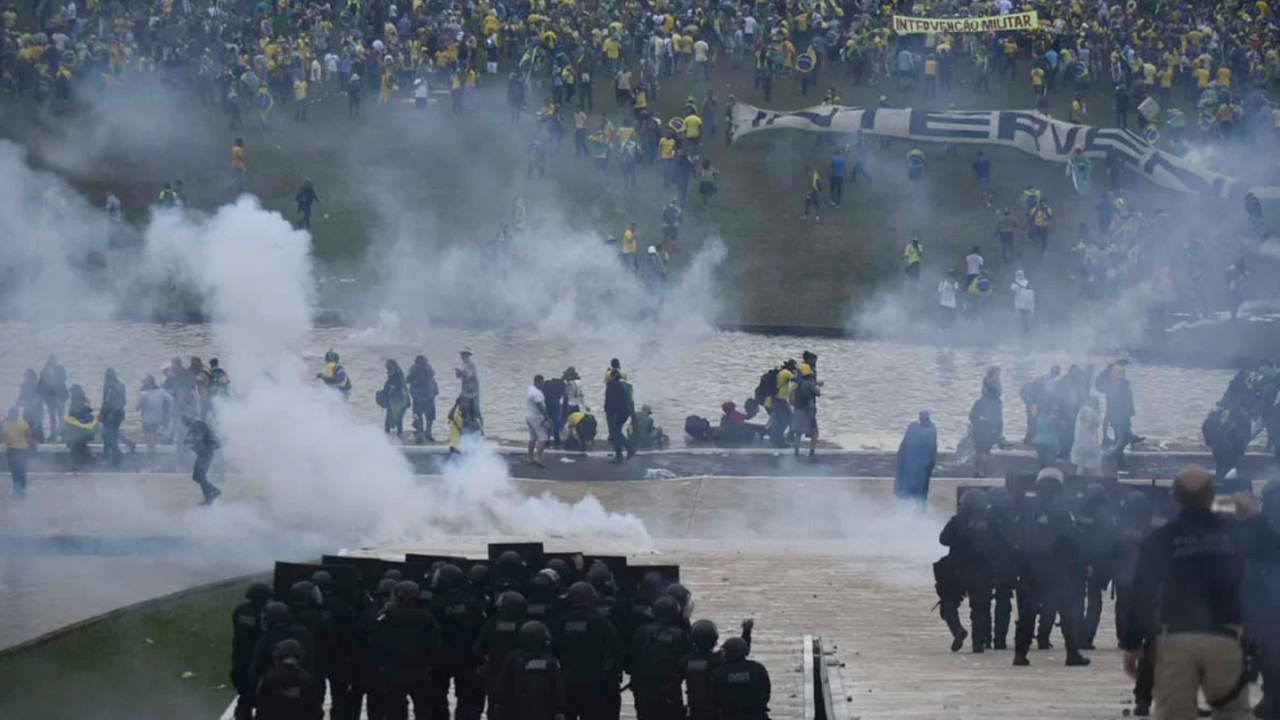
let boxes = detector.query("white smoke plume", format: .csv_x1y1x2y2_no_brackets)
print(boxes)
140,196,651,551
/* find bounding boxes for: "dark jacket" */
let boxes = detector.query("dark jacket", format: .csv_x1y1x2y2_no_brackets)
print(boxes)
553,606,623,683
1121,507,1245,649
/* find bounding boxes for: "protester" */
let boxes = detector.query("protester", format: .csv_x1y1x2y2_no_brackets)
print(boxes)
894,411,937,507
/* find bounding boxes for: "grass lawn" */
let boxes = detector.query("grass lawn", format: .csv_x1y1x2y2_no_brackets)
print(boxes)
0,52,1269,327
0,577,256,720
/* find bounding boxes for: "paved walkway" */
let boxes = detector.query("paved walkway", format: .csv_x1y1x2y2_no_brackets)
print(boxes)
8,473,1140,720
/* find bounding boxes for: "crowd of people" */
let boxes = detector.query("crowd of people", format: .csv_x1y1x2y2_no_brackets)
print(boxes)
231,551,770,720
682,350,822,457
932,465,1280,720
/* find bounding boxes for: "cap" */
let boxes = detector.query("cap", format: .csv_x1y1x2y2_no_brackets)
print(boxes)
460,346,472,355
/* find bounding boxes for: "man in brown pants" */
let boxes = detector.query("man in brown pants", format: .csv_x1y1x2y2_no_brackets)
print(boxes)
1121,465,1254,720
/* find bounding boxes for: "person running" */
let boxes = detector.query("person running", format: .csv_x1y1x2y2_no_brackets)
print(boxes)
185,416,222,506
904,237,923,283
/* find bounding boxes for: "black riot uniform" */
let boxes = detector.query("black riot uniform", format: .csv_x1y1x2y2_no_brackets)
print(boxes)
1013,470,1090,667
493,551,529,597
429,564,488,720
1075,484,1120,650
311,571,359,720
711,637,770,720
623,572,666,644
494,621,565,720
526,570,563,628
253,639,324,720
349,579,396,720
475,591,528,720
628,596,692,720
249,603,316,691
680,619,754,720
937,489,994,653
377,581,443,720
985,487,1020,650
553,582,623,720
1113,491,1157,715
232,583,272,720
288,581,333,698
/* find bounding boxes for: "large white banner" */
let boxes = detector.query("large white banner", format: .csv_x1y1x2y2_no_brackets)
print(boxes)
728,103,1280,200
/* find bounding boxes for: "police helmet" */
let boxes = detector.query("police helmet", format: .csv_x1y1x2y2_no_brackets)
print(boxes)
436,564,465,591
273,638,306,662
245,582,272,603
497,550,525,570
567,582,597,607
383,569,403,581
518,620,551,650
499,591,528,618
263,601,291,625
1034,467,1064,500
722,636,749,661
1124,490,1152,516
1084,483,1108,504
545,558,570,582
664,582,691,608
641,571,665,592
290,580,318,605
394,580,421,602
959,488,988,515
986,486,1012,513
586,562,616,592
691,619,719,650
310,570,334,590
468,563,490,586
530,571,555,593
376,578,398,597
652,595,680,622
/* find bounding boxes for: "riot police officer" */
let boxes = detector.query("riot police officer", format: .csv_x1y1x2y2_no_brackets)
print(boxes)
681,619,754,720
1113,490,1157,716
711,637,771,720
628,596,691,720
288,581,333,700
1013,468,1090,667
231,582,272,720
1076,483,1119,650
494,621,566,720
349,578,396,720
312,571,359,720
553,582,623,720
249,602,315,691
985,487,1020,650
475,591,529,720
377,580,442,720
937,489,994,653
253,639,324,720
429,564,487,720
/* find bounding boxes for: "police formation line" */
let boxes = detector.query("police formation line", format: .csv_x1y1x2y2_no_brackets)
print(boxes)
934,466,1280,720
231,545,771,720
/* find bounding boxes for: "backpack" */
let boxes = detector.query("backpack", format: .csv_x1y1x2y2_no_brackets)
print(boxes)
577,414,598,442
684,415,712,441
753,368,779,405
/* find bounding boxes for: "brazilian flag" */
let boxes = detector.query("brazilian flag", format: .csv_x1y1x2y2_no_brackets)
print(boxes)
63,406,100,447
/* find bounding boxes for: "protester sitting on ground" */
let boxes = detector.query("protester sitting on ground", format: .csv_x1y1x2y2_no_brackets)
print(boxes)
629,403,665,449
718,401,767,446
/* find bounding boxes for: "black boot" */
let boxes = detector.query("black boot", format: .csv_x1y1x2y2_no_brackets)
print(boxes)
1065,653,1091,667
1134,701,1150,717
1012,654,1030,666
951,628,968,653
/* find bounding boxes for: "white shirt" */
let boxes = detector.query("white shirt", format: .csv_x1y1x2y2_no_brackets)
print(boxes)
310,59,322,81
526,385,547,423
965,253,984,275
694,40,709,62
997,0,1012,13
937,279,958,308
1012,284,1036,312
324,52,339,73
414,81,429,98
743,15,758,35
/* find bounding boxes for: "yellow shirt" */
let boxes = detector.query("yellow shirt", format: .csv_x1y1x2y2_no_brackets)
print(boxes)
684,114,702,138
622,229,637,254
1194,67,1210,87
1216,66,1231,86
904,243,921,264
231,146,245,169
293,79,307,100
775,368,794,402
1158,68,1172,87
1031,67,1044,86
659,136,676,159
603,38,620,58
